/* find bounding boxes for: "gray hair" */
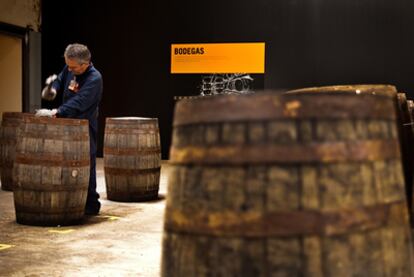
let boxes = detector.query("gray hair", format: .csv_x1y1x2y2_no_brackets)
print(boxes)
64,43,91,64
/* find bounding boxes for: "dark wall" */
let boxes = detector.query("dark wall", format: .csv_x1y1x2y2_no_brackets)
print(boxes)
41,0,414,158
42,0,172,157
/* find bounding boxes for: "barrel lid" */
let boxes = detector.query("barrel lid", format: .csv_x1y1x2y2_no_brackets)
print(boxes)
173,90,396,126
285,84,397,98
21,114,89,126
106,117,158,124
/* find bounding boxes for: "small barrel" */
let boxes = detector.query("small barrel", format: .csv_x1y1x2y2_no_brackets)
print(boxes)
0,112,32,191
104,117,161,201
13,115,90,226
162,91,413,276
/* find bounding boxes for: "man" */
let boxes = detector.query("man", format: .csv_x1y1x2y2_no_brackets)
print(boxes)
37,43,103,215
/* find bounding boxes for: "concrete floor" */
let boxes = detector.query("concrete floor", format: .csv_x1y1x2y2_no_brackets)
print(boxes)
0,158,170,277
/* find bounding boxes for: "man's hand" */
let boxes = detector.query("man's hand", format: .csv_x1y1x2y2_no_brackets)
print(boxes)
35,109,57,117
45,74,57,85
41,74,57,101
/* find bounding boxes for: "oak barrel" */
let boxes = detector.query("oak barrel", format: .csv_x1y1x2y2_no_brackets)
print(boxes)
287,85,414,225
162,91,413,276
104,117,161,201
13,115,90,226
0,112,31,191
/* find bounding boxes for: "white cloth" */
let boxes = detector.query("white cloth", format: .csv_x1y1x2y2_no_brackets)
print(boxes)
35,109,57,117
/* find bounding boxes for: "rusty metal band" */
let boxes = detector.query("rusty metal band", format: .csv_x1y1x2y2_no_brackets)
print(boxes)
170,139,400,165
22,115,89,126
2,121,22,128
20,131,89,141
104,147,160,156
104,166,161,175
1,112,29,126
107,190,159,201
173,93,396,126
104,128,159,135
15,154,90,167
106,118,158,125
14,203,86,214
0,138,17,144
164,200,408,238
14,184,88,192
2,112,26,118
1,183,13,191
0,162,12,168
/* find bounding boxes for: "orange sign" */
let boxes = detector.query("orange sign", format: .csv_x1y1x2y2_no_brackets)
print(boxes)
171,43,265,73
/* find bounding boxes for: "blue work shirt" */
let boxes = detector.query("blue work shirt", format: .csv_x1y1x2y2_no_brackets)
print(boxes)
51,64,103,155
52,64,102,121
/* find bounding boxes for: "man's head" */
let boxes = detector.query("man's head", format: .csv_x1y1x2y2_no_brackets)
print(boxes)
64,43,91,75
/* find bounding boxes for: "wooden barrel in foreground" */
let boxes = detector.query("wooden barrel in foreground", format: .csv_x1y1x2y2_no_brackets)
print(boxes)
162,91,413,276
104,117,161,201
13,115,90,226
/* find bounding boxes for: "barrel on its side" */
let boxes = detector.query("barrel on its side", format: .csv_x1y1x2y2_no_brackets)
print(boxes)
162,91,413,276
13,115,90,226
104,117,161,201
0,112,30,191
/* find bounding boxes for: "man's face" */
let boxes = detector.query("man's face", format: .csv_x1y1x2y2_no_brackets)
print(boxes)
65,57,89,75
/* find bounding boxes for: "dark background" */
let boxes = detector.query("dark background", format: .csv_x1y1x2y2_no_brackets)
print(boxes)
41,0,414,158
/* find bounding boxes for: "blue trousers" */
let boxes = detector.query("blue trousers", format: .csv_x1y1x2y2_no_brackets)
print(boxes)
87,119,100,205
